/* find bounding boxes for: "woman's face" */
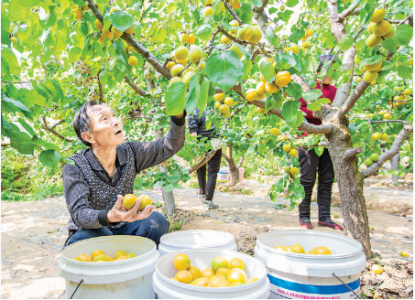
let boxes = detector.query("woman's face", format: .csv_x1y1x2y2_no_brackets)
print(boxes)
84,105,125,149
322,76,333,85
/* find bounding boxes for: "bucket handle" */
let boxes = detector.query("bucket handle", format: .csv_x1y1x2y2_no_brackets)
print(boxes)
332,273,360,299
70,279,84,299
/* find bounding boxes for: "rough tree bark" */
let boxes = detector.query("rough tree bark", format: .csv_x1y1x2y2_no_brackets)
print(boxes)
155,129,176,216
222,147,240,186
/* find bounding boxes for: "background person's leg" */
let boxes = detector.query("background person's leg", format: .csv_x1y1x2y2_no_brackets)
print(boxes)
116,211,170,246
317,149,343,230
197,163,207,196
64,227,113,248
298,147,319,228
205,149,222,209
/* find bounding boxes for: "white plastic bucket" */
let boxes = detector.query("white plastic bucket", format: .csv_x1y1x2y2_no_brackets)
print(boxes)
153,249,270,298
59,236,159,299
159,230,237,256
218,167,230,182
239,167,245,183
254,230,367,299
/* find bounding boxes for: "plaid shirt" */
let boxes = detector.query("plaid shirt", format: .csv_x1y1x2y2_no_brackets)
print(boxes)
62,116,185,232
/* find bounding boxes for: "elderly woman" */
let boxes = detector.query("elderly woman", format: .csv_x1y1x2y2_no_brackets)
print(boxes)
62,101,185,248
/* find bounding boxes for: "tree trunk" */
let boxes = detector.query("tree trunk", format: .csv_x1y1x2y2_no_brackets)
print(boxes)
222,147,240,186
155,129,176,216
325,120,372,258
391,153,400,185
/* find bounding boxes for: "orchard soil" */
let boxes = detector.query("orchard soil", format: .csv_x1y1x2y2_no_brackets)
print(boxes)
1,175,413,299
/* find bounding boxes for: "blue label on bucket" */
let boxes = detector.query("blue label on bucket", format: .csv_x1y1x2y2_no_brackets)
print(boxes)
268,275,360,295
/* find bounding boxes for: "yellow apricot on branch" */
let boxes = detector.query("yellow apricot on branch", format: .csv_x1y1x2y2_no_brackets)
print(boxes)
94,19,103,31
188,46,203,63
371,8,386,23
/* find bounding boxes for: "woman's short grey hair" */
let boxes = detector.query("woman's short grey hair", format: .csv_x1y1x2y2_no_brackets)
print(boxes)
72,101,109,147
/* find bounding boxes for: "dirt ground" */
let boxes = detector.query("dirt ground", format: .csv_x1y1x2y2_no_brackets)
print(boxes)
1,177,413,299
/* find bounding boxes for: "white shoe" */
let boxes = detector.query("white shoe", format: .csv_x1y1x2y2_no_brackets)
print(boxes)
197,193,206,204
204,200,219,210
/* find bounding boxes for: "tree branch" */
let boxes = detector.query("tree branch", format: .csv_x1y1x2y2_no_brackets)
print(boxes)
237,156,244,168
42,116,75,142
222,0,242,25
339,1,361,18
252,0,268,13
97,70,104,103
86,0,171,80
250,99,335,134
362,125,413,178
124,77,151,97
344,147,362,160
188,150,219,174
51,119,65,130
337,81,370,119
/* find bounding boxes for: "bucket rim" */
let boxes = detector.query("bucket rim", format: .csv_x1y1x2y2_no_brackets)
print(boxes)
256,230,364,259
160,230,236,249
155,248,268,292
61,235,157,265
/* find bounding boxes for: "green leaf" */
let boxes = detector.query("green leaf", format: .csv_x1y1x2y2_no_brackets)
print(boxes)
252,0,263,7
286,0,299,6
109,10,134,32
99,69,108,86
395,24,413,46
286,82,302,100
302,89,322,101
39,149,61,169
260,61,275,83
206,51,244,93
10,137,34,155
196,24,212,41
155,27,167,42
185,75,198,114
304,53,319,73
306,101,321,111
196,77,210,114
397,65,412,80
317,97,331,104
165,82,187,116
68,47,82,63
274,53,296,71
1,47,20,75
359,55,383,68
277,10,293,22
15,0,42,6
17,119,36,137
17,24,30,40
52,79,64,102
134,22,142,41
338,35,354,50
2,96,30,115
213,0,223,14
382,35,399,53
281,101,303,128
265,25,279,47
355,38,365,50
8,1,30,21
240,2,253,24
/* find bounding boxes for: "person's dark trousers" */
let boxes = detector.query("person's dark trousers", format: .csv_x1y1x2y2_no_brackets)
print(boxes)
298,147,334,221
63,211,169,248
196,149,222,200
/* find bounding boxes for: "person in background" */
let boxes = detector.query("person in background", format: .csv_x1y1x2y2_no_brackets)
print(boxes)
188,108,222,210
297,54,343,231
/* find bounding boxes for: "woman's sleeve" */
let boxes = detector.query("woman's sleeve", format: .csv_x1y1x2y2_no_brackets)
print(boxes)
298,97,317,120
129,114,186,172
